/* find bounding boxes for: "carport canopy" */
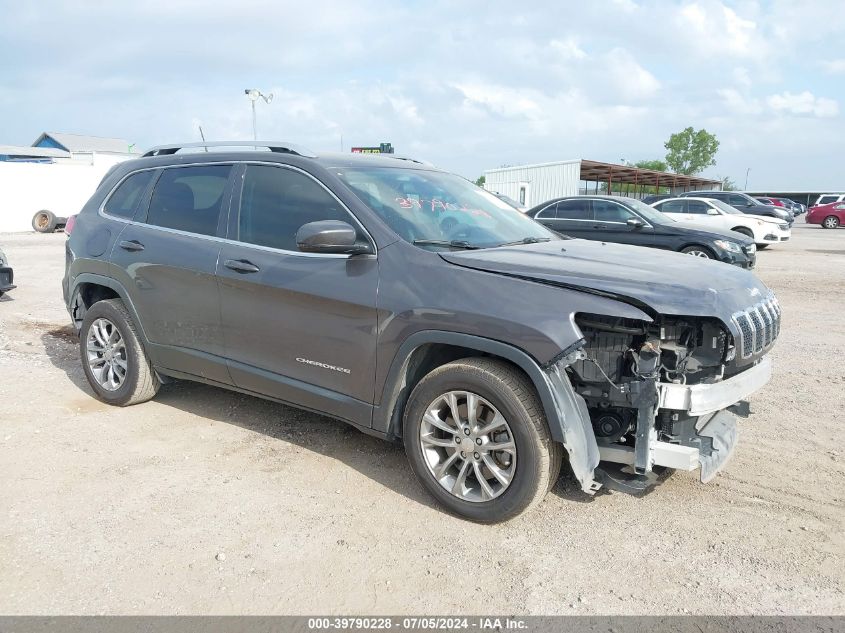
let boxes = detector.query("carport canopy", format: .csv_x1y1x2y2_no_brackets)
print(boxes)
580,159,721,191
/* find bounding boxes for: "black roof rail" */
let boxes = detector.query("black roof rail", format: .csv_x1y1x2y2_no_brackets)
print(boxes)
141,141,317,158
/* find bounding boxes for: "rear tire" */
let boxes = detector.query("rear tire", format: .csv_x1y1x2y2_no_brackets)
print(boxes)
823,216,840,229
79,298,160,406
403,357,561,523
681,245,713,259
32,210,57,233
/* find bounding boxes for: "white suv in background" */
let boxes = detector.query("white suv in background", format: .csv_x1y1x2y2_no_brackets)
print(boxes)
652,197,791,248
813,193,845,207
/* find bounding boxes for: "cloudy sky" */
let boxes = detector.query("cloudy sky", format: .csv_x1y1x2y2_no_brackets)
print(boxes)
1,0,842,189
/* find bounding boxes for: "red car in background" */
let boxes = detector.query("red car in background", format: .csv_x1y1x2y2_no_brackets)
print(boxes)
806,201,845,229
755,196,785,207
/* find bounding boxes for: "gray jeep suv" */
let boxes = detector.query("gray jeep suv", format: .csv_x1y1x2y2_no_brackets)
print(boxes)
63,142,778,522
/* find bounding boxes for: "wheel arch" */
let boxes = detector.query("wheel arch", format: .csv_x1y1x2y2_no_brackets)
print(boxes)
69,274,148,344
374,331,573,444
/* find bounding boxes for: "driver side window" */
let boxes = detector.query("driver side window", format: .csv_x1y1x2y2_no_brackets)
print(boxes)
237,165,358,251
593,200,635,223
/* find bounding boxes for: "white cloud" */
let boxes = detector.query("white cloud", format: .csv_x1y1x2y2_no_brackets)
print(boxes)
611,0,638,12
550,38,587,60
718,88,762,115
603,48,660,100
766,91,839,118
677,2,762,59
821,59,845,74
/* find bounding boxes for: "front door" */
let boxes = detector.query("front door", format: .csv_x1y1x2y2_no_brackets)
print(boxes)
217,163,379,427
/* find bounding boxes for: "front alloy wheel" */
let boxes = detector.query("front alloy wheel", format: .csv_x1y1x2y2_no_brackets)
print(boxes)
403,357,561,523
681,246,712,258
420,391,516,502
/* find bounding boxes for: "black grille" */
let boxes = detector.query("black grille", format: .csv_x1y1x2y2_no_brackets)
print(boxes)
732,294,781,359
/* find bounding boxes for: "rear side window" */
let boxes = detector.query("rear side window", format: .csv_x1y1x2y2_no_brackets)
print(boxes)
238,165,355,252
145,165,232,236
658,200,686,214
728,194,748,206
103,170,155,219
818,195,838,205
687,201,711,214
556,199,590,220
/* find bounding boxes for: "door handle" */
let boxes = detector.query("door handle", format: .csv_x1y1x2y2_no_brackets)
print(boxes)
224,259,260,274
118,240,145,252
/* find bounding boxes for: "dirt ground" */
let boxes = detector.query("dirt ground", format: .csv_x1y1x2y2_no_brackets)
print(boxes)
0,225,843,615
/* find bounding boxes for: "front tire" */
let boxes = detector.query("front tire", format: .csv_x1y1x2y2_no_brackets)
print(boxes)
79,298,160,406
681,245,713,258
823,215,840,229
757,244,770,250
732,227,754,239
403,358,561,523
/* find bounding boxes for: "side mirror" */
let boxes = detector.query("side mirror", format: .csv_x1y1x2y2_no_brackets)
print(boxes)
295,220,372,255
626,218,645,229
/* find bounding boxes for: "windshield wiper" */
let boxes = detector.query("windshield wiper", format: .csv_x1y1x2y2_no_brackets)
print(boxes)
496,236,553,247
412,239,481,250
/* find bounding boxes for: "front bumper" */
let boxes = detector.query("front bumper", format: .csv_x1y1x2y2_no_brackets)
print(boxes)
0,266,15,293
658,356,772,416
597,357,772,486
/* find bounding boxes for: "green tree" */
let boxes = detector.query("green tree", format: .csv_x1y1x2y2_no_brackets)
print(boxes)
720,176,738,191
475,175,486,187
634,159,668,172
664,127,720,175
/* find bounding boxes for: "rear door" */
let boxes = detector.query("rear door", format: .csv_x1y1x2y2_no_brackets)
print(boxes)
108,163,235,383
653,198,687,221
216,163,379,427
548,198,593,238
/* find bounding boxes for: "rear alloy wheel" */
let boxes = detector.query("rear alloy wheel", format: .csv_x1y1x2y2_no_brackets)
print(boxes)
681,246,713,258
822,215,840,229
403,358,561,523
79,298,160,406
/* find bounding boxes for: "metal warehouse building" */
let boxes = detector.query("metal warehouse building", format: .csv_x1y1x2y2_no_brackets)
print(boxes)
484,159,720,209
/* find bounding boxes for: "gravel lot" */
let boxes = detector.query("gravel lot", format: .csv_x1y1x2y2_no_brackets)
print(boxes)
1,225,843,615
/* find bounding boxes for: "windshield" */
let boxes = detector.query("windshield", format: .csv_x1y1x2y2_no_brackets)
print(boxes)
622,197,675,224
709,199,742,215
335,167,556,249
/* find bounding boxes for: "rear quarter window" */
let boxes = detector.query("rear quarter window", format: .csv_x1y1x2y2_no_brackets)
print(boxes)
103,170,155,219
144,165,232,236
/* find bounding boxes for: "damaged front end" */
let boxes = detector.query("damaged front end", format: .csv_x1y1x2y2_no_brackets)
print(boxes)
548,295,779,495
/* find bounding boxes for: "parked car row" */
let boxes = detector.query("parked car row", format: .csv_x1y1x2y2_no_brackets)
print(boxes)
525,195,758,268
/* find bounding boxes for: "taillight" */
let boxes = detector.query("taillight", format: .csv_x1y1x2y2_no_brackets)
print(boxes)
65,214,77,235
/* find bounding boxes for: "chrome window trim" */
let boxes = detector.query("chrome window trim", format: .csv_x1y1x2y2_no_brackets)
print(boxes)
534,202,559,220
98,160,376,260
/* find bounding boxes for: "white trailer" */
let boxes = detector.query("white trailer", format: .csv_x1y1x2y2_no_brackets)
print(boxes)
0,153,131,233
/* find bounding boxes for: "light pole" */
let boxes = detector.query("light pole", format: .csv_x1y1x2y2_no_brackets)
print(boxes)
244,88,273,141
744,167,751,190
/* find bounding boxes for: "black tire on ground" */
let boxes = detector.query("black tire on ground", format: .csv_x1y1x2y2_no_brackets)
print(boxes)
32,210,57,233
757,244,769,250
403,357,562,523
822,215,840,229
79,298,160,406
680,245,714,258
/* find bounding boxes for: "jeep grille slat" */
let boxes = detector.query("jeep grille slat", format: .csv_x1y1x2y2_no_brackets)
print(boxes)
731,294,780,359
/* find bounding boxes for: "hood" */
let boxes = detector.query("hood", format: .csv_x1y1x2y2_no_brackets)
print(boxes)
670,221,755,244
745,214,784,225
440,239,769,324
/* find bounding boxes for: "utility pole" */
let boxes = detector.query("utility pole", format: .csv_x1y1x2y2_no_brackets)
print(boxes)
745,167,751,190
244,89,274,140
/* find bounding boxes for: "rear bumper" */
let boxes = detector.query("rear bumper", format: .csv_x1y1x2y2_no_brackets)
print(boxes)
0,266,15,293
